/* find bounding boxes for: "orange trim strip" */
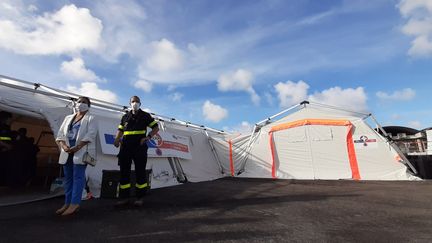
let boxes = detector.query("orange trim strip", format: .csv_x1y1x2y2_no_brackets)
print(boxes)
268,119,360,180
346,125,361,180
229,140,234,177
270,119,352,133
269,132,277,178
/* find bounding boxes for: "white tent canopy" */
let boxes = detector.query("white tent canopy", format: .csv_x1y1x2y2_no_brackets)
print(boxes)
209,101,418,180
0,75,228,197
0,74,419,201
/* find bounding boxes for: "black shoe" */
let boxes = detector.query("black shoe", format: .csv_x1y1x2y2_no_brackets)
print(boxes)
114,199,130,208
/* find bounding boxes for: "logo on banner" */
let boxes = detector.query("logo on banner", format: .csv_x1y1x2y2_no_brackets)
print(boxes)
156,148,162,156
98,120,192,159
354,135,377,147
148,133,163,148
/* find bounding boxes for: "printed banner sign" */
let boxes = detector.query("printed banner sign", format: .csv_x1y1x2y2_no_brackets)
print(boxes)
98,120,192,159
353,134,378,149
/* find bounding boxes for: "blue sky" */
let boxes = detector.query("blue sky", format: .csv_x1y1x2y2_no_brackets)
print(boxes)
0,0,431,133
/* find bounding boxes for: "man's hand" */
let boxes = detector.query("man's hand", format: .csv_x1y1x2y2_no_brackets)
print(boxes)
114,138,121,148
140,136,151,145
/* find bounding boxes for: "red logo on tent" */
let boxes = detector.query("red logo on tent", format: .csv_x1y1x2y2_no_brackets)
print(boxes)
354,135,377,146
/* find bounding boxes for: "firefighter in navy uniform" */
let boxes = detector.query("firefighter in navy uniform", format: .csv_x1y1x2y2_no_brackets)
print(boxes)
113,96,159,206
0,111,13,186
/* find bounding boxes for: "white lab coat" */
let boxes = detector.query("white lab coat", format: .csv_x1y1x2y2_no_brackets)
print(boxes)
56,112,97,165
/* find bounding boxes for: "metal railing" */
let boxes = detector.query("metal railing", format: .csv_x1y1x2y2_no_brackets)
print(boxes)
395,140,428,154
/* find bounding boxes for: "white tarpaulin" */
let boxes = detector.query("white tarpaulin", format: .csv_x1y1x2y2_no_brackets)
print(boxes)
0,75,225,198
209,103,419,181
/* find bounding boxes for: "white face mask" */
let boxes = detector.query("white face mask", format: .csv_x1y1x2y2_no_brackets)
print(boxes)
75,103,89,112
131,102,140,111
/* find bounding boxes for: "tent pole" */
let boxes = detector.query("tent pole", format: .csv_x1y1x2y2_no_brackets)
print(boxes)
205,131,225,175
255,103,301,126
237,125,257,174
238,127,262,174
370,115,390,138
369,115,418,175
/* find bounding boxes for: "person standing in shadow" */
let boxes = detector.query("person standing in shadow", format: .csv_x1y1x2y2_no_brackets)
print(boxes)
0,111,13,186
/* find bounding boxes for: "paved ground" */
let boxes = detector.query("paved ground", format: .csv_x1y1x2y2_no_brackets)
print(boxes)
0,178,431,243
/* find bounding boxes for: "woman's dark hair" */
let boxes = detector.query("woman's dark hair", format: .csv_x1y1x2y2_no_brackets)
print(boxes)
130,95,141,103
78,96,91,107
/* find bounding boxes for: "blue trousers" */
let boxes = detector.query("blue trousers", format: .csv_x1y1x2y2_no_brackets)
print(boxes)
63,154,87,205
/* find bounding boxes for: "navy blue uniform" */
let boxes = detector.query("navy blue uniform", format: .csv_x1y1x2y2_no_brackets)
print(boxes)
117,109,158,198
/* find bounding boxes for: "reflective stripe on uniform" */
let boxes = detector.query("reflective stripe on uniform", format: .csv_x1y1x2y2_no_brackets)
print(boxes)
118,125,124,130
123,130,146,135
0,137,12,141
149,120,158,127
136,183,148,189
119,183,131,189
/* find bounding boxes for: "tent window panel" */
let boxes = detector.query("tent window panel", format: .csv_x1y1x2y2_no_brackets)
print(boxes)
308,126,333,141
276,126,307,143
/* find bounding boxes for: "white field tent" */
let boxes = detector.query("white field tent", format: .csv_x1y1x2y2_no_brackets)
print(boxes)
0,75,228,198
209,101,418,180
0,74,419,204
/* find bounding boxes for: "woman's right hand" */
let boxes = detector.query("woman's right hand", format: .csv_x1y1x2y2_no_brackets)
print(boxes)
62,144,70,152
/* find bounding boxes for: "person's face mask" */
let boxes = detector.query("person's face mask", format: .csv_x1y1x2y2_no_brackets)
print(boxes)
75,103,89,112
131,102,140,111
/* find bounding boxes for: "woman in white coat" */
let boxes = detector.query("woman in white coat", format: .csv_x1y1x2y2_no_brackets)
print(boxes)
55,97,97,216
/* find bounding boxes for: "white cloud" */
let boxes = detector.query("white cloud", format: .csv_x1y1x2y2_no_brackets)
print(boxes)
274,80,310,108
61,57,102,82
218,69,253,91
224,121,254,134
146,38,184,72
27,5,38,12
399,0,432,18
264,92,274,106
66,82,118,103
91,0,147,61
0,4,102,55
399,0,432,57
376,88,416,101
0,1,25,20
309,86,368,112
408,120,422,129
202,100,228,123
170,92,184,102
133,80,153,93
250,91,260,105
217,69,260,105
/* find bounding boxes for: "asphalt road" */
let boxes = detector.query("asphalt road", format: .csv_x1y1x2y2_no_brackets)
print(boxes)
1,178,431,242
